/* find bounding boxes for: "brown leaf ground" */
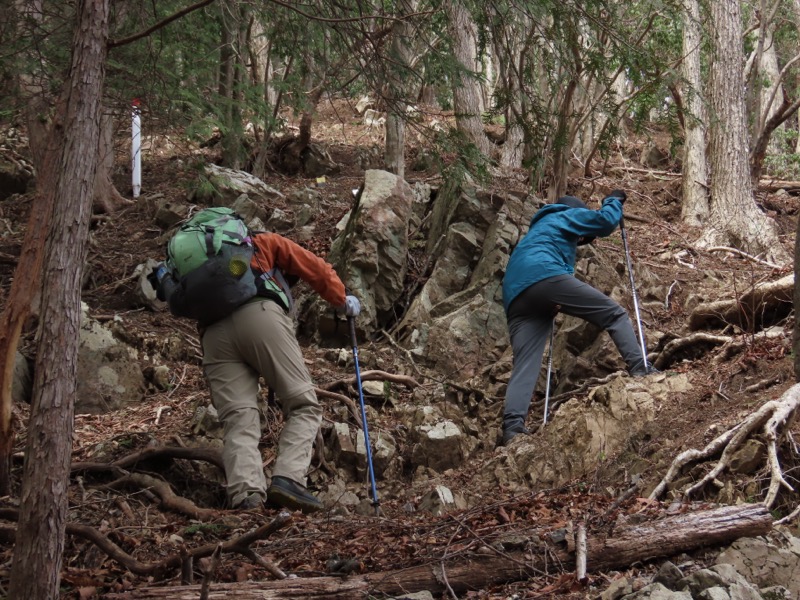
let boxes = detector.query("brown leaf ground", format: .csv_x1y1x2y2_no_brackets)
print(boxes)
1,100,799,598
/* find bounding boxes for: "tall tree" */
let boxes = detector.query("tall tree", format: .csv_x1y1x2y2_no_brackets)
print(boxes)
445,0,495,159
8,0,110,596
385,0,418,179
680,0,709,226
701,0,786,264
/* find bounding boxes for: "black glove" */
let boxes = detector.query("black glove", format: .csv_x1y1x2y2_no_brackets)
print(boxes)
608,189,627,203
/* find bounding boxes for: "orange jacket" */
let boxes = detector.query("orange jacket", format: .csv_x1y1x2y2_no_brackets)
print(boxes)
250,232,346,307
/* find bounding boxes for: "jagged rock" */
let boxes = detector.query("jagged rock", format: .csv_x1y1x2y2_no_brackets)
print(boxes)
267,207,294,231
231,193,268,225
621,582,691,599
76,303,145,414
653,561,685,589
716,532,800,598
153,197,187,229
150,365,171,390
417,485,466,516
601,577,634,600
389,592,435,600
326,169,414,333
361,380,385,397
410,420,467,473
286,187,319,226
191,403,223,438
486,373,691,489
354,95,372,114
356,429,395,475
729,439,766,474
677,564,762,600
363,109,385,127
330,422,359,468
198,164,285,207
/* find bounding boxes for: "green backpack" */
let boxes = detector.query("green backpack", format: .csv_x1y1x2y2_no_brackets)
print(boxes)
165,207,258,324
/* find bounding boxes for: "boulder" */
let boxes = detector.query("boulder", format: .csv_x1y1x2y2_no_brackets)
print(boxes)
717,533,800,598
486,373,691,489
410,420,468,473
417,485,467,516
326,170,414,333
76,303,145,414
196,164,285,208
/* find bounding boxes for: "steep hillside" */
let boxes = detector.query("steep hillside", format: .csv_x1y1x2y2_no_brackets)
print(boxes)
1,101,798,599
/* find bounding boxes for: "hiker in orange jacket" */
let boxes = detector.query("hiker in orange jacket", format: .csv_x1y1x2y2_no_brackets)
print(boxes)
155,231,360,513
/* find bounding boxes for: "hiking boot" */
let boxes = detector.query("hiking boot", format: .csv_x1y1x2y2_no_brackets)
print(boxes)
233,492,264,510
631,365,661,377
267,476,323,514
502,426,530,446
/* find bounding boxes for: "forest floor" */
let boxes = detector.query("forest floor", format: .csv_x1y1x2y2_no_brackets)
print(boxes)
1,99,799,599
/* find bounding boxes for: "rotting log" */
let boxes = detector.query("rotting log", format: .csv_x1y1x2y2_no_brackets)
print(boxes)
103,503,771,599
688,274,793,331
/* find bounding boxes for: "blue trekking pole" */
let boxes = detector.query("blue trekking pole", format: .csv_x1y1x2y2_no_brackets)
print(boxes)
619,217,649,370
348,316,381,516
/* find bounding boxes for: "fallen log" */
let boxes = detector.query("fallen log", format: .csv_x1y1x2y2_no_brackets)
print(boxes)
688,273,793,331
104,503,771,599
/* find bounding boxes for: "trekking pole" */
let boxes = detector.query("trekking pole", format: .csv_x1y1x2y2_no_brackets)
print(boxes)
348,316,381,516
543,321,555,425
619,217,649,369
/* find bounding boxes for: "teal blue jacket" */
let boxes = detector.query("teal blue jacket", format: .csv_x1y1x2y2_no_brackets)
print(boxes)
502,198,624,313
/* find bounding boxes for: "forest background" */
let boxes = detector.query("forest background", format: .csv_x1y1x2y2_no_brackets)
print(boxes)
1,0,800,597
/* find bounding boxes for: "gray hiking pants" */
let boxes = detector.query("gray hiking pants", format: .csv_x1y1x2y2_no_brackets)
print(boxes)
202,300,322,508
503,274,645,432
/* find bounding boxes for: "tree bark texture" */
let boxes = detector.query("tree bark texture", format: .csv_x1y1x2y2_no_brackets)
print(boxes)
384,0,417,179
106,504,771,599
704,0,786,265
8,0,110,597
680,0,709,226
445,0,494,158
794,217,800,380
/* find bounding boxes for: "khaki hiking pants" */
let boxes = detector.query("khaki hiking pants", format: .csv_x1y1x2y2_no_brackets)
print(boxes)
202,300,322,507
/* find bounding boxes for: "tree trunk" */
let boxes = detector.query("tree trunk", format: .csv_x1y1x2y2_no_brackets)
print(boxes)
680,0,709,226
8,0,110,597
384,0,417,179
445,0,494,159
93,108,126,212
700,0,787,265
107,504,771,599
218,0,246,170
794,216,800,380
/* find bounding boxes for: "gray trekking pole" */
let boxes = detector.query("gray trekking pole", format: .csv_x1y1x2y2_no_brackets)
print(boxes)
348,316,381,516
619,217,649,369
543,321,555,425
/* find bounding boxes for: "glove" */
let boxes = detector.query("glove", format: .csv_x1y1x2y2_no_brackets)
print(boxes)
607,189,627,203
147,263,168,291
337,295,361,318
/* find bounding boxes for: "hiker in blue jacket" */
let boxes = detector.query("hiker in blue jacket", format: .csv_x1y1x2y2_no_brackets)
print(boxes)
501,191,652,445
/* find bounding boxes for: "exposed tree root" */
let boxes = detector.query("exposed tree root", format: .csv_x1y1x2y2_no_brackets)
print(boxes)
321,369,421,392
0,508,292,580
688,273,793,331
71,444,225,475
649,383,800,508
652,332,732,370
107,473,220,521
